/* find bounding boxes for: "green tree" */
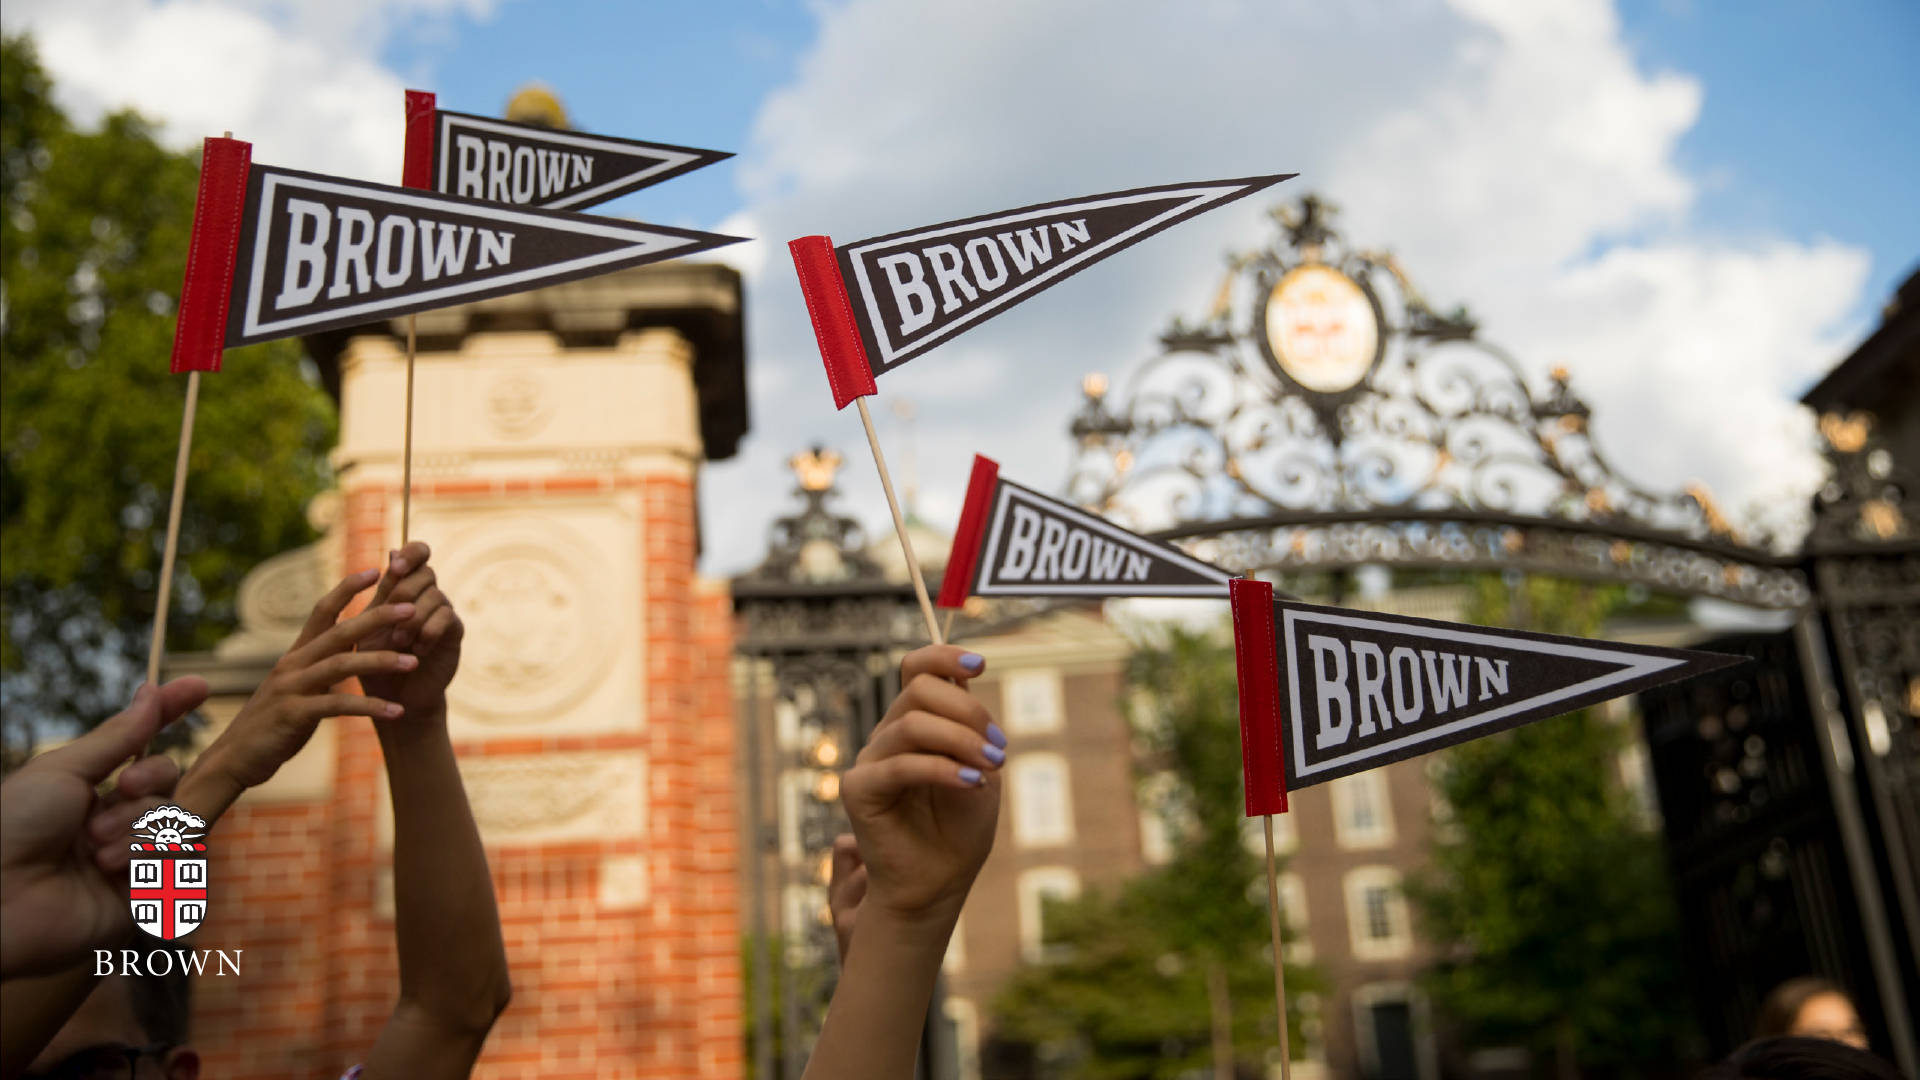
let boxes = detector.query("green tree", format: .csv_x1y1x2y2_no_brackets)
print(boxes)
1,34,336,757
992,627,1319,1080
1408,576,1696,1077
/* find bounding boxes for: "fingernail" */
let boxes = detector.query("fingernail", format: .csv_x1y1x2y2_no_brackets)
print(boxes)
987,723,1007,749
959,766,984,786
355,568,380,582
982,743,1005,766
959,652,985,674
396,654,418,670
391,557,408,576
384,703,404,718
391,603,416,618
393,630,415,648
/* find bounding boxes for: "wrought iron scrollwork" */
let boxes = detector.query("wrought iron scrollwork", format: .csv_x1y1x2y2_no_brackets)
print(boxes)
1066,194,1810,608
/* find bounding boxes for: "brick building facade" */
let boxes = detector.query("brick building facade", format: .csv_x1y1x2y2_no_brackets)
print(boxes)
169,263,748,1079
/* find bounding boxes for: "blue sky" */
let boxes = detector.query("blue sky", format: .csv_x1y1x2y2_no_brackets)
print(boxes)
1614,0,1919,317
7,0,1915,574
386,0,1919,331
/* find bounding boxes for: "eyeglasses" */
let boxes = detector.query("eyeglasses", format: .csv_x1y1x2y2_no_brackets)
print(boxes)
24,1043,169,1080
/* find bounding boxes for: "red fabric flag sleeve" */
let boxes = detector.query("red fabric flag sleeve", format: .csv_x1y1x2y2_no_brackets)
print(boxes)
788,235,878,410
402,89,435,190
1230,578,1289,816
169,136,251,374
937,455,1000,609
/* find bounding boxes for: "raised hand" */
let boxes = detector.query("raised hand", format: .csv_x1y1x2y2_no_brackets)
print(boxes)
840,646,1005,929
180,568,417,818
357,541,463,725
801,647,1005,1080
0,678,207,978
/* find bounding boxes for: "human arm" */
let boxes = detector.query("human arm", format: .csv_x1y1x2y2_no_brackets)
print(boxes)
357,543,511,1079
169,568,416,826
802,646,1003,1080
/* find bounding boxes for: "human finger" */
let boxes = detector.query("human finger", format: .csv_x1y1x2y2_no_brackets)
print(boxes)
389,587,447,650
111,755,181,802
408,602,460,654
281,602,415,670
86,789,178,849
861,710,1005,774
881,673,996,737
292,693,405,722
842,753,989,804
31,686,164,783
898,645,987,687
830,835,864,895
289,650,418,693
154,676,211,725
292,568,382,650
380,563,438,608
368,542,432,608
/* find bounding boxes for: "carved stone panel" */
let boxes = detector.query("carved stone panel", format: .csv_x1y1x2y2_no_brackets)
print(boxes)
375,750,647,850
414,497,643,737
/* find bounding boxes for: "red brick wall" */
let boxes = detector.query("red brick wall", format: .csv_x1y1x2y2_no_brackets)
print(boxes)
189,473,742,1079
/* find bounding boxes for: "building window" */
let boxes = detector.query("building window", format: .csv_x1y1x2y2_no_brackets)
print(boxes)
1017,867,1081,962
1344,867,1413,960
943,996,982,1080
1332,769,1394,849
1003,668,1064,734
1277,872,1312,962
1009,753,1075,847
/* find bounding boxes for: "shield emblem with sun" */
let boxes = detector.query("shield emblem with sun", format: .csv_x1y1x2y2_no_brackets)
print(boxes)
128,805,209,940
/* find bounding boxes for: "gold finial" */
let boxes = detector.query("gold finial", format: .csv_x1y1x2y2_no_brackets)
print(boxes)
506,83,569,129
1684,482,1737,539
1819,411,1872,454
791,446,842,492
1861,499,1903,540
1082,372,1109,400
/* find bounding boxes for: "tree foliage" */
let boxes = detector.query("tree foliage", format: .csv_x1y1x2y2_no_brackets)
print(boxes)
1408,576,1697,1075
991,627,1318,1079
1,34,336,755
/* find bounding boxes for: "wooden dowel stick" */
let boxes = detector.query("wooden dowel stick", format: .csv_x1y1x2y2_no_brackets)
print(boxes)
856,397,942,645
942,608,956,644
146,369,201,687
1263,814,1293,1080
400,314,417,544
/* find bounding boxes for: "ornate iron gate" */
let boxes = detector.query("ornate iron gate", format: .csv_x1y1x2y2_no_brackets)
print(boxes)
1057,194,1917,1069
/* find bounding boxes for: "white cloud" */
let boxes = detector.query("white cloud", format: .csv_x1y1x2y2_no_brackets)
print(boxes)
705,0,1865,580
2,0,497,181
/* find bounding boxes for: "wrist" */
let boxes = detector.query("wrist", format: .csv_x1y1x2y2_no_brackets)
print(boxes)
173,751,245,826
858,899,964,954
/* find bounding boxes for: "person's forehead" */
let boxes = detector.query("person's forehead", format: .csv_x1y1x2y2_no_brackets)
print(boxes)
26,978,147,1070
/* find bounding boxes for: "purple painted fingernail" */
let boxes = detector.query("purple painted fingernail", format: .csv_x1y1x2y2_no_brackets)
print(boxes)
384,703,404,718
982,743,1005,766
391,603,416,618
959,652,985,674
987,723,1007,749
396,654,418,670
959,766,984,786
